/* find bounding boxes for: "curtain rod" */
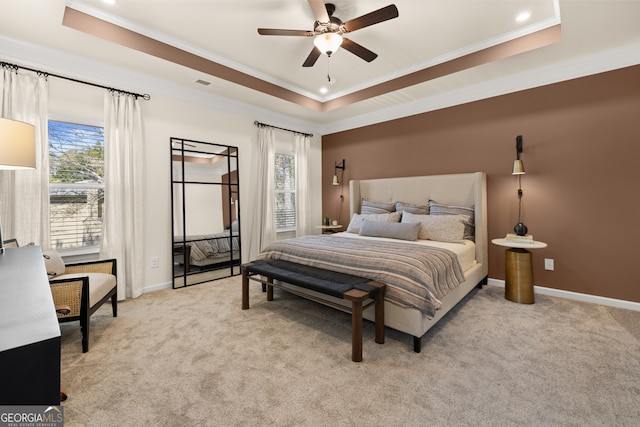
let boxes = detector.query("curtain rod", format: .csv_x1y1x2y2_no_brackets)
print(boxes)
254,120,312,138
1,61,151,100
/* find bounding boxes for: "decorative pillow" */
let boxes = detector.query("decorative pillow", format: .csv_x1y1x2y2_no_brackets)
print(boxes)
346,211,402,233
395,201,430,215
359,220,421,241
401,211,468,243
43,248,66,278
360,199,395,215
428,200,476,241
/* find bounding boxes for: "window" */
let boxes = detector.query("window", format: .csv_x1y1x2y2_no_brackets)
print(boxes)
48,120,105,250
274,152,296,231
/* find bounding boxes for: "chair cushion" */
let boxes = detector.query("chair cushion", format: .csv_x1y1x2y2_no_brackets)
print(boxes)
54,272,116,308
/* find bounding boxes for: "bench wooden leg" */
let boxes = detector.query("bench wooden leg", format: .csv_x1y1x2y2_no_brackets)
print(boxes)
266,277,274,301
375,285,385,345
351,300,363,362
241,268,249,310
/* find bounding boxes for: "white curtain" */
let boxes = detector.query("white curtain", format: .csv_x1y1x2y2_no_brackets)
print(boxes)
294,133,311,236
0,67,49,247
100,92,145,299
248,126,276,261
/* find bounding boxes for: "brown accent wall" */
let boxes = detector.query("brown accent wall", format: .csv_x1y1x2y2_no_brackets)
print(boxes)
322,65,640,303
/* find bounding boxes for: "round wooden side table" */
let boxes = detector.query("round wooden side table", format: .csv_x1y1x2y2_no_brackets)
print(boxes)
492,238,547,304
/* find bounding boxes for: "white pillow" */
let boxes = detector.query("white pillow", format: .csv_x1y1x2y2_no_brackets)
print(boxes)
346,211,402,233
43,248,66,278
401,211,469,243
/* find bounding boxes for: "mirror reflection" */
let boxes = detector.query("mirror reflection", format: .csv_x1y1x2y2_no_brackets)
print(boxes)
171,137,240,288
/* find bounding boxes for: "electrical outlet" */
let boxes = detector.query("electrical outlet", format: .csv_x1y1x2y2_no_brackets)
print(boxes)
544,258,554,271
150,256,159,268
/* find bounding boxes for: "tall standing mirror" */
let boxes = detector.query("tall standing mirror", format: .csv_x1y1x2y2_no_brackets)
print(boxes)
171,137,241,288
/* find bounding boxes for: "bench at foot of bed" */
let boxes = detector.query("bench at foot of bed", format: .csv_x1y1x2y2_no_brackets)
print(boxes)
241,259,386,362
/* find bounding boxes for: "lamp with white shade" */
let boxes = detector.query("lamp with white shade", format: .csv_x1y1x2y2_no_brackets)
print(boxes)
0,117,36,254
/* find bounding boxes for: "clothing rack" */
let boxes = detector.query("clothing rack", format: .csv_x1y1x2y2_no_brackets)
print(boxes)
254,121,312,138
1,61,151,100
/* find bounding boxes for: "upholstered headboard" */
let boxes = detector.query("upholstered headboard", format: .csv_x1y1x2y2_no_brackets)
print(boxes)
349,172,488,274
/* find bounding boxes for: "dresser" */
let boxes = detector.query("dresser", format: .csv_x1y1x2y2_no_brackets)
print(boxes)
0,245,61,405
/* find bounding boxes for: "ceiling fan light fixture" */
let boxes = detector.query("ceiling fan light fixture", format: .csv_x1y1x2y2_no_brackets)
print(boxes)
314,32,343,56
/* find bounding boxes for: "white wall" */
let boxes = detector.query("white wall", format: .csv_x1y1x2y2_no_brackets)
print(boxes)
48,78,323,293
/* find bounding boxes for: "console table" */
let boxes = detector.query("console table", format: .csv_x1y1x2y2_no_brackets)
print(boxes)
0,245,61,405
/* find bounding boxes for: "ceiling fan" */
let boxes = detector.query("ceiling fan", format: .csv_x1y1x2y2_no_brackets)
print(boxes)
258,0,399,67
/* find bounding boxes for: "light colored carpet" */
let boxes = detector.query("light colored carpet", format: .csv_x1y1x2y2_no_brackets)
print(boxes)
59,277,640,426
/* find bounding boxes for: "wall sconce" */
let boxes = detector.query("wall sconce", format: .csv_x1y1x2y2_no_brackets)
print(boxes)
332,159,345,186
512,135,527,236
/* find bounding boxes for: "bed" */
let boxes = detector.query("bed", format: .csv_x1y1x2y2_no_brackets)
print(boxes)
258,172,488,352
174,229,240,272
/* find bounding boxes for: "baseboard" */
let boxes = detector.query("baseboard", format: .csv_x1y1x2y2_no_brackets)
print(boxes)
487,278,640,312
142,281,172,294
143,277,640,312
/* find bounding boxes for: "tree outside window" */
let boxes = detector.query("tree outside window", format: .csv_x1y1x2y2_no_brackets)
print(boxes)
49,120,105,249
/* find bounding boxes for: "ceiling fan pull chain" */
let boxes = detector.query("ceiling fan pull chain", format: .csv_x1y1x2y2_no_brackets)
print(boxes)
327,56,332,83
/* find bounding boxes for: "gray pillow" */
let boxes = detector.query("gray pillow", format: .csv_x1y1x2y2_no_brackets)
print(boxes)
360,199,395,215
346,211,402,233
395,201,430,215
359,220,420,241
429,200,475,241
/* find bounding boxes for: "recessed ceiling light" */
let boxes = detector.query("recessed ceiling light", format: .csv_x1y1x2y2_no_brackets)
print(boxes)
102,0,116,4
319,87,328,94
516,11,531,22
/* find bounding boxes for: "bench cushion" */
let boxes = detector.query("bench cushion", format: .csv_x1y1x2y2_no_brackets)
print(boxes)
247,259,377,298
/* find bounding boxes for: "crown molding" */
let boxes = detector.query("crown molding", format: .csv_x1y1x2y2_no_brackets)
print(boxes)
2,33,639,137
318,38,640,135
0,35,323,136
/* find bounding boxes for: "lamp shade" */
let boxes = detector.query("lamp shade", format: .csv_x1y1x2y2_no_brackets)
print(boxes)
0,118,36,170
512,159,525,175
332,175,339,186
314,33,343,55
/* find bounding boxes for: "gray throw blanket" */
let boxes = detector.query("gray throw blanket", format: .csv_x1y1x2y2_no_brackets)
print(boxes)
258,235,464,317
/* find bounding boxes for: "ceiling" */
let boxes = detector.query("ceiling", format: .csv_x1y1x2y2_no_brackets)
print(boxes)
1,0,640,135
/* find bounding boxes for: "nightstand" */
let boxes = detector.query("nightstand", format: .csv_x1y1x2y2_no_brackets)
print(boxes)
316,225,342,234
492,238,547,304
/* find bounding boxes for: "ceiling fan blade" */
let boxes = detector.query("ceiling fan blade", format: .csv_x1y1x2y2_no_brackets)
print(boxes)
302,46,322,67
343,4,399,33
258,28,315,36
341,38,378,62
308,0,330,23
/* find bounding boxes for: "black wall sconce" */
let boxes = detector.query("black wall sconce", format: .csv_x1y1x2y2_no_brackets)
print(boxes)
512,135,527,236
332,159,345,186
